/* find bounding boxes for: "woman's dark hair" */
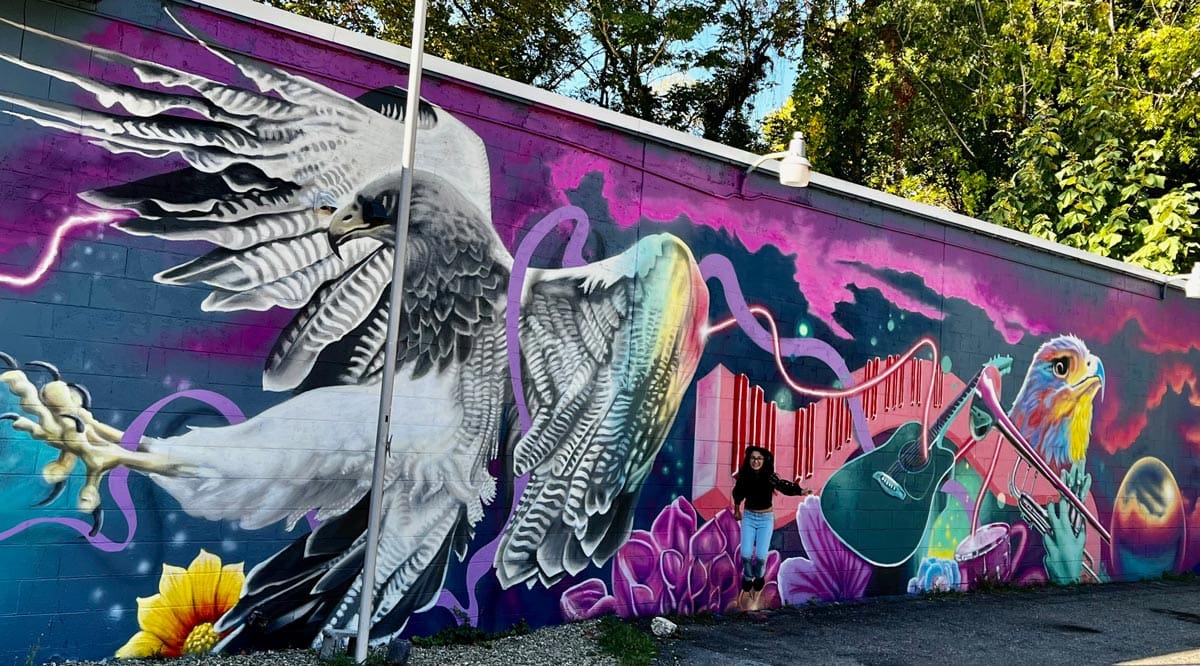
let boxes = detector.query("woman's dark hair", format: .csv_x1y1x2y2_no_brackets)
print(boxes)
737,445,775,478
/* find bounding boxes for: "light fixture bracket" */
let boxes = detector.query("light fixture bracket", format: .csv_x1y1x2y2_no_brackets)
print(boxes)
1163,262,1200,299
743,131,812,194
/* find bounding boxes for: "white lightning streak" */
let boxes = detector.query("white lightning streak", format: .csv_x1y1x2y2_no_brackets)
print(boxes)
0,211,120,288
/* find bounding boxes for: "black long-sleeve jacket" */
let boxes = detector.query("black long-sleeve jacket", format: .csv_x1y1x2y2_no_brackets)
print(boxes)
732,447,806,512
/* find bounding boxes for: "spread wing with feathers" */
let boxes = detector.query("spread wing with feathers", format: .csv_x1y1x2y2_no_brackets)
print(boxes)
0,13,504,647
497,233,710,588
0,12,489,393
1,8,718,645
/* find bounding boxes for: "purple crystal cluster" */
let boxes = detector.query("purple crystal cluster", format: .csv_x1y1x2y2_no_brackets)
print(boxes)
560,497,780,619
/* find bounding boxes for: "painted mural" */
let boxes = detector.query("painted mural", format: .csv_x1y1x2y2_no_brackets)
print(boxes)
0,2,1198,662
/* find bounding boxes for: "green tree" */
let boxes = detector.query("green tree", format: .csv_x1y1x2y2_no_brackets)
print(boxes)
768,0,1200,273
259,0,582,88
656,0,806,146
260,0,803,150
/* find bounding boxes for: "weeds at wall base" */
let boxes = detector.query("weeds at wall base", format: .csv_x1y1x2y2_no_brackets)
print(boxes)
408,617,531,648
20,636,39,666
595,615,657,666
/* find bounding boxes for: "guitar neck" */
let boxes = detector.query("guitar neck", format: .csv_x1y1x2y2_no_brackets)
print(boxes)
975,371,1112,544
927,372,983,444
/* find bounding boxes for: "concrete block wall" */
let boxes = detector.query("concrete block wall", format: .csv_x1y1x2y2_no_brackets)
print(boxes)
0,0,1196,661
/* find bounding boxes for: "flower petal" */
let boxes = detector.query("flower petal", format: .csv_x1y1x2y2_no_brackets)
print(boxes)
685,558,708,607
155,563,199,632
713,510,740,554
709,553,739,610
560,579,616,620
660,549,686,594
794,496,872,601
778,557,822,606
115,631,168,659
690,513,727,561
651,497,697,552
613,537,658,611
629,584,659,617
765,550,781,580
186,550,224,621
135,594,187,655
760,581,781,609
216,562,246,617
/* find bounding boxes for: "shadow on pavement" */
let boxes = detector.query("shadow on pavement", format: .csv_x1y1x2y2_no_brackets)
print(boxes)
653,579,1200,666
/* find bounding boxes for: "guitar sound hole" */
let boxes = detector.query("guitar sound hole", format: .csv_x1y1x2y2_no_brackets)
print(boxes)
897,443,931,473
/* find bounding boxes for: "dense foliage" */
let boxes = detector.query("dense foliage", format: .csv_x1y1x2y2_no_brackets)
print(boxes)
763,0,1200,273
260,0,801,147
262,0,1200,272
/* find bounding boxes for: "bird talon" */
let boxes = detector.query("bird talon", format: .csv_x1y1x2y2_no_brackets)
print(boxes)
24,361,62,381
33,481,66,507
78,485,100,513
63,414,86,433
67,382,92,410
0,412,21,423
89,507,103,537
0,352,16,369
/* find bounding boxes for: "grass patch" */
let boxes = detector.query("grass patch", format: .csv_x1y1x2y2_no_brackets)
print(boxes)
22,636,40,666
410,614,531,648
919,587,960,600
595,615,658,666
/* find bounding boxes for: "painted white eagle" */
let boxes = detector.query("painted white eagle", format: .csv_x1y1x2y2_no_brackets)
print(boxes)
0,11,708,648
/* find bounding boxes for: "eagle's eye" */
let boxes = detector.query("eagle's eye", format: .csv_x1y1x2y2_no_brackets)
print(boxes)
1052,357,1070,378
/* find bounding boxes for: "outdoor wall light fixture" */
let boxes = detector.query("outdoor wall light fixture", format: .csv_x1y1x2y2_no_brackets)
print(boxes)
745,131,812,189
1164,262,1200,299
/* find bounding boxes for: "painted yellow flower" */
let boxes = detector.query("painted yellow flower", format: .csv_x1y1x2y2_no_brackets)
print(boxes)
116,549,245,658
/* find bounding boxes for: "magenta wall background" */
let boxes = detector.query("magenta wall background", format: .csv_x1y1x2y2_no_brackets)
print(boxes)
0,0,1198,661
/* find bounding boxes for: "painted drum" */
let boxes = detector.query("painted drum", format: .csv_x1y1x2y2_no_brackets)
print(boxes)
955,522,1028,590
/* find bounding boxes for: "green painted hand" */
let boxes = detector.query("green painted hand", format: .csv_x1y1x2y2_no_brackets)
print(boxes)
1043,461,1092,584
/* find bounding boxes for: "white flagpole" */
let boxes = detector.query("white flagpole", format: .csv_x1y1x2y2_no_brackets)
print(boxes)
355,0,428,661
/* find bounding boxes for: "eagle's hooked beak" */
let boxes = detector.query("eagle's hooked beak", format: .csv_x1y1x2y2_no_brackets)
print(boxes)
1092,356,1105,401
326,197,392,259
326,206,364,260
1078,355,1106,402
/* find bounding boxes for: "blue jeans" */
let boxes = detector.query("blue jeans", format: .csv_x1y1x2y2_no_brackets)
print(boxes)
740,510,773,579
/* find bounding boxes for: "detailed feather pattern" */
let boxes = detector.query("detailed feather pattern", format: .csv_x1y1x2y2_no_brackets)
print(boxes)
214,494,370,651
0,13,491,390
1,11,715,649
496,234,710,589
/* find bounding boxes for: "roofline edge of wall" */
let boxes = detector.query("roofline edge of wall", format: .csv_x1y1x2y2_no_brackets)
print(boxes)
171,0,1179,290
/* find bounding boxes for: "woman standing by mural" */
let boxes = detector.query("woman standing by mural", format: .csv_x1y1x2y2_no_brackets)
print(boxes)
732,446,811,608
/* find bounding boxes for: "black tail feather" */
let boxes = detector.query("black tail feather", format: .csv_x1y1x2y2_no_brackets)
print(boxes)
214,495,369,652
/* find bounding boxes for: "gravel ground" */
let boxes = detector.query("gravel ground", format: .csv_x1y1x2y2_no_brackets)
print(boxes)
45,619,620,666
406,620,619,666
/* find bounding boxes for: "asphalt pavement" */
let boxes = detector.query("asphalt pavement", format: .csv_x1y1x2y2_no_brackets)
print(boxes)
653,579,1200,665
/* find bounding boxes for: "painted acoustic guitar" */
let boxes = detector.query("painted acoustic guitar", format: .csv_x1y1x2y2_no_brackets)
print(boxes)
819,356,1013,567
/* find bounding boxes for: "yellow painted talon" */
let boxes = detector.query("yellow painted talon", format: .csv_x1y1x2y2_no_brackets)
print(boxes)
78,484,100,513
42,454,77,483
41,381,80,411
0,359,165,518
